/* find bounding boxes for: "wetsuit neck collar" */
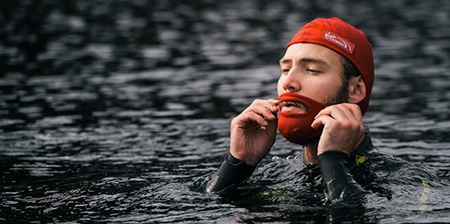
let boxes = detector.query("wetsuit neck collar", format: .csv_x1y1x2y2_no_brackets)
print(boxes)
301,132,373,167
351,132,373,156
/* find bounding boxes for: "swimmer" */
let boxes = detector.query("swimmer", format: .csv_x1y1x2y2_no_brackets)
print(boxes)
207,17,375,202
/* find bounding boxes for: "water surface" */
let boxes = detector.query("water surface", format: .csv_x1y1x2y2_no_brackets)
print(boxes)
1,0,450,223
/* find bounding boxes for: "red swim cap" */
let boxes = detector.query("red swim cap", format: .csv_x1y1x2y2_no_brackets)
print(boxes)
286,17,374,114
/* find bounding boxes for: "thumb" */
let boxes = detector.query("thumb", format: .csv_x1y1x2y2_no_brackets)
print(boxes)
266,116,278,132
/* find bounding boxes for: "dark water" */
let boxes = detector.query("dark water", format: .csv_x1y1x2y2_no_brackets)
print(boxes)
1,0,450,223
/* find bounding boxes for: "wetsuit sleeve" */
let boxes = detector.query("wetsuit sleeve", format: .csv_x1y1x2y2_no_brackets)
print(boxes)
318,151,365,202
206,153,256,194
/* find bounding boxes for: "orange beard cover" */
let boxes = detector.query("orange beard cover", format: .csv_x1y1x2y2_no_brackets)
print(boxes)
277,93,327,144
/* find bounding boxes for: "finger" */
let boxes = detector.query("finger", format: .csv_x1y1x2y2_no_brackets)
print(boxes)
267,99,280,109
312,104,364,130
238,112,270,127
343,103,363,122
262,99,280,113
334,104,354,121
311,114,334,129
331,104,363,123
315,105,350,121
253,105,277,121
244,99,279,113
246,102,278,121
315,103,363,122
265,117,278,133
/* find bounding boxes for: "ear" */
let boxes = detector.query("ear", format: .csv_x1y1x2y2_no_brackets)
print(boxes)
347,76,366,104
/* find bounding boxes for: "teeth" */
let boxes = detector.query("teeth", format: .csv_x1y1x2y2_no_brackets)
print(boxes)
280,101,307,111
280,101,303,108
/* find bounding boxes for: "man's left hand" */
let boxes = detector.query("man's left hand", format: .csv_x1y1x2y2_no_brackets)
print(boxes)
311,103,366,156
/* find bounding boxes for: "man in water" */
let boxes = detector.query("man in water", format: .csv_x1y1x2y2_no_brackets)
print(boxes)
206,17,378,202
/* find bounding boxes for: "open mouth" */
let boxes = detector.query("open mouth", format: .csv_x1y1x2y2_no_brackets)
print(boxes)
279,101,308,113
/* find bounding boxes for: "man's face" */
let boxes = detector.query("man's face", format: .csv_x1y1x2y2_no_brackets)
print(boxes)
277,43,348,113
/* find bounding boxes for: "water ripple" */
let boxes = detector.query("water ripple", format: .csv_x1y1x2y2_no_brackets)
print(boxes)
1,0,450,223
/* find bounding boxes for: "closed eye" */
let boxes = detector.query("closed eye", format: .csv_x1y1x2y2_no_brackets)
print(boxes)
307,69,321,73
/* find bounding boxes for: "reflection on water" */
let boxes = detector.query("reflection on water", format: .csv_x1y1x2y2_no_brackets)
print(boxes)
1,0,450,222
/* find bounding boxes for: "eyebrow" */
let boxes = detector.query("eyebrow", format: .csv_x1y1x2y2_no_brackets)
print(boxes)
279,57,328,65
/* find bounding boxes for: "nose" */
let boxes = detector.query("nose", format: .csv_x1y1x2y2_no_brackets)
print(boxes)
282,70,300,93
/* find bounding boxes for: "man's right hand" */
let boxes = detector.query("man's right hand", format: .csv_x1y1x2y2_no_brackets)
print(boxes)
229,99,279,166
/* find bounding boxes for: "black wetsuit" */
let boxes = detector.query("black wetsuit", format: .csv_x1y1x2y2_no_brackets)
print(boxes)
206,135,393,202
